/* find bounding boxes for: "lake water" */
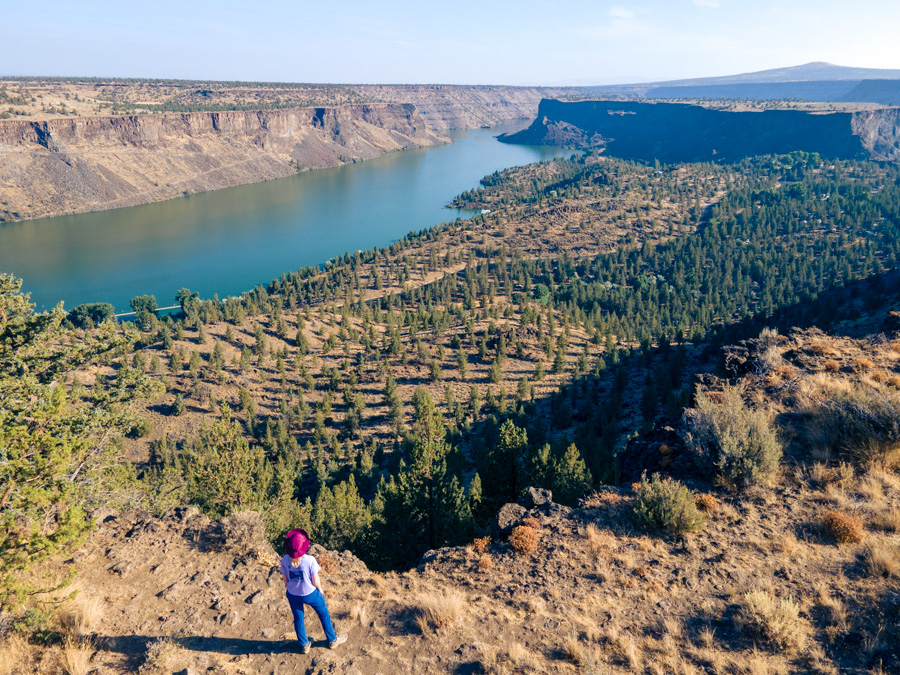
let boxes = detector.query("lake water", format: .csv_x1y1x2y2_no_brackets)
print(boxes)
0,123,568,313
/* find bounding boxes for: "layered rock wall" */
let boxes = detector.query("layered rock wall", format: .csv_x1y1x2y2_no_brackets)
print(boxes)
0,104,447,222
501,99,900,164
356,84,577,130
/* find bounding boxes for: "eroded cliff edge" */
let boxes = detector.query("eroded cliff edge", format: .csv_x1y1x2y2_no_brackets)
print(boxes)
501,99,900,164
0,104,448,222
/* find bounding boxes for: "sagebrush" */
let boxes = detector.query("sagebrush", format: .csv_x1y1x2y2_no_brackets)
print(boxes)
809,385,900,466
682,385,782,487
632,473,706,534
738,589,809,651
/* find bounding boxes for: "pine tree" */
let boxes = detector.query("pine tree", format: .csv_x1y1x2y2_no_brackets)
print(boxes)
183,406,271,518
553,443,592,505
468,472,485,522
370,390,470,568
384,376,403,434
311,475,371,551
479,419,529,509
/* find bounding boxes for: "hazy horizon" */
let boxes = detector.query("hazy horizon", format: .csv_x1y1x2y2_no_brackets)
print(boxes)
3,1,899,86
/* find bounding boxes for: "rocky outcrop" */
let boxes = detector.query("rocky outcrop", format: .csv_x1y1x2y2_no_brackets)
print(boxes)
851,108,900,160
501,99,900,164
0,104,447,222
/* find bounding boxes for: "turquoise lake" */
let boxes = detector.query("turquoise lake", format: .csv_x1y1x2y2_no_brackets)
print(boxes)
0,123,569,313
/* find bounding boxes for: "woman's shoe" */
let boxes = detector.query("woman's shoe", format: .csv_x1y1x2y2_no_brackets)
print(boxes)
301,641,311,654
328,634,348,649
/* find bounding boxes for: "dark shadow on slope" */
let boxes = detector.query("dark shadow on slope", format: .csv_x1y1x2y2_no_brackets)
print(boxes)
96,634,307,657
521,265,900,488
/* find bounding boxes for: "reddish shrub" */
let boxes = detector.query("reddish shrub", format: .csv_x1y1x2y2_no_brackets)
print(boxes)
477,554,495,571
695,493,720,512
318,551,338,574
509,525,540,555
821,510,864,544
473,536,491,554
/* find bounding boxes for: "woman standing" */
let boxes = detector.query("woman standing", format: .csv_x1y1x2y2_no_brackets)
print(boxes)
280,528,348,653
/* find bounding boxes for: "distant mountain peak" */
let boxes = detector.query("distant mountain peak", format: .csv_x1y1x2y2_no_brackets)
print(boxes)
592,63,900,91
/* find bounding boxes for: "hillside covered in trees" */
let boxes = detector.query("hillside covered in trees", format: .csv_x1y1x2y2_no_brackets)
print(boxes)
2,146,900,673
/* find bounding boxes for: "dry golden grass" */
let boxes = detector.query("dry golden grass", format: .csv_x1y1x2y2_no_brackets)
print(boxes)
606,625,644,671
823,359,841,372
350,601,370,626
808,340,837,357
871,504,900,532
697,626,717,650
57,637,94,675
0,635,31,675
59,592,105,637
856,357,876,371
824,482,851,507
318,551,338,574
516,595,546,616
774,365,799,380
863,539,900,578
810,460,855,488
765,531,800,557
821,510,865,544
745,646,789,675
521,516,541,529
139,637,189,674
504,642,540,672
585,523,617,557
413,589,466,633
561,634,586,666
738,589,809,651
857,475,886,501
815,585,848,633
478,643,499,673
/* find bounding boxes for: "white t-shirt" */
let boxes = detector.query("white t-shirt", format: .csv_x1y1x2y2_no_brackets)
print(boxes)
281,554,320,597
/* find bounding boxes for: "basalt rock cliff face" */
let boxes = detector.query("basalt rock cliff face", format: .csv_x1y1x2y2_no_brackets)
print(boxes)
0,104,447,222
356,85,578,130
502,99,900,164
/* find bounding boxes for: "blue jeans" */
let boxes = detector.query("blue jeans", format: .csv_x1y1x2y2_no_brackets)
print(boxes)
286,589,336,646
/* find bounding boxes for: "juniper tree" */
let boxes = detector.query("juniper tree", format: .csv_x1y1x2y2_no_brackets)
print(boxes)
311,475,371,551
552,443,593,505
370,390,470,568
0,275,161,602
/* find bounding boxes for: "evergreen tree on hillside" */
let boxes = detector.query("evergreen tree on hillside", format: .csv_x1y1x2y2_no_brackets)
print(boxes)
478,419,530,509
0,275,161,602
553,443,593,505
369,389,470,568
311,474,371,552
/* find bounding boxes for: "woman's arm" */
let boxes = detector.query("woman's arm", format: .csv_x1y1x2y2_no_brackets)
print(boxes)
312,571,324,595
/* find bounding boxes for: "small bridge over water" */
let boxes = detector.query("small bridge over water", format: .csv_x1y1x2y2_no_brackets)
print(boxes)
115,305,181,318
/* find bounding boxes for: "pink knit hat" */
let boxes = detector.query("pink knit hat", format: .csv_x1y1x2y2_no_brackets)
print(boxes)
284,529,311,558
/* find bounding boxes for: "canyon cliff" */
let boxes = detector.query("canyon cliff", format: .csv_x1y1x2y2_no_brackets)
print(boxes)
0,104,447,222
354,85,577,130
501,99,900,164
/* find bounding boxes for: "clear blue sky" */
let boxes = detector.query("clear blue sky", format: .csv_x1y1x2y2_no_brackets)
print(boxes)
4,0,898,85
